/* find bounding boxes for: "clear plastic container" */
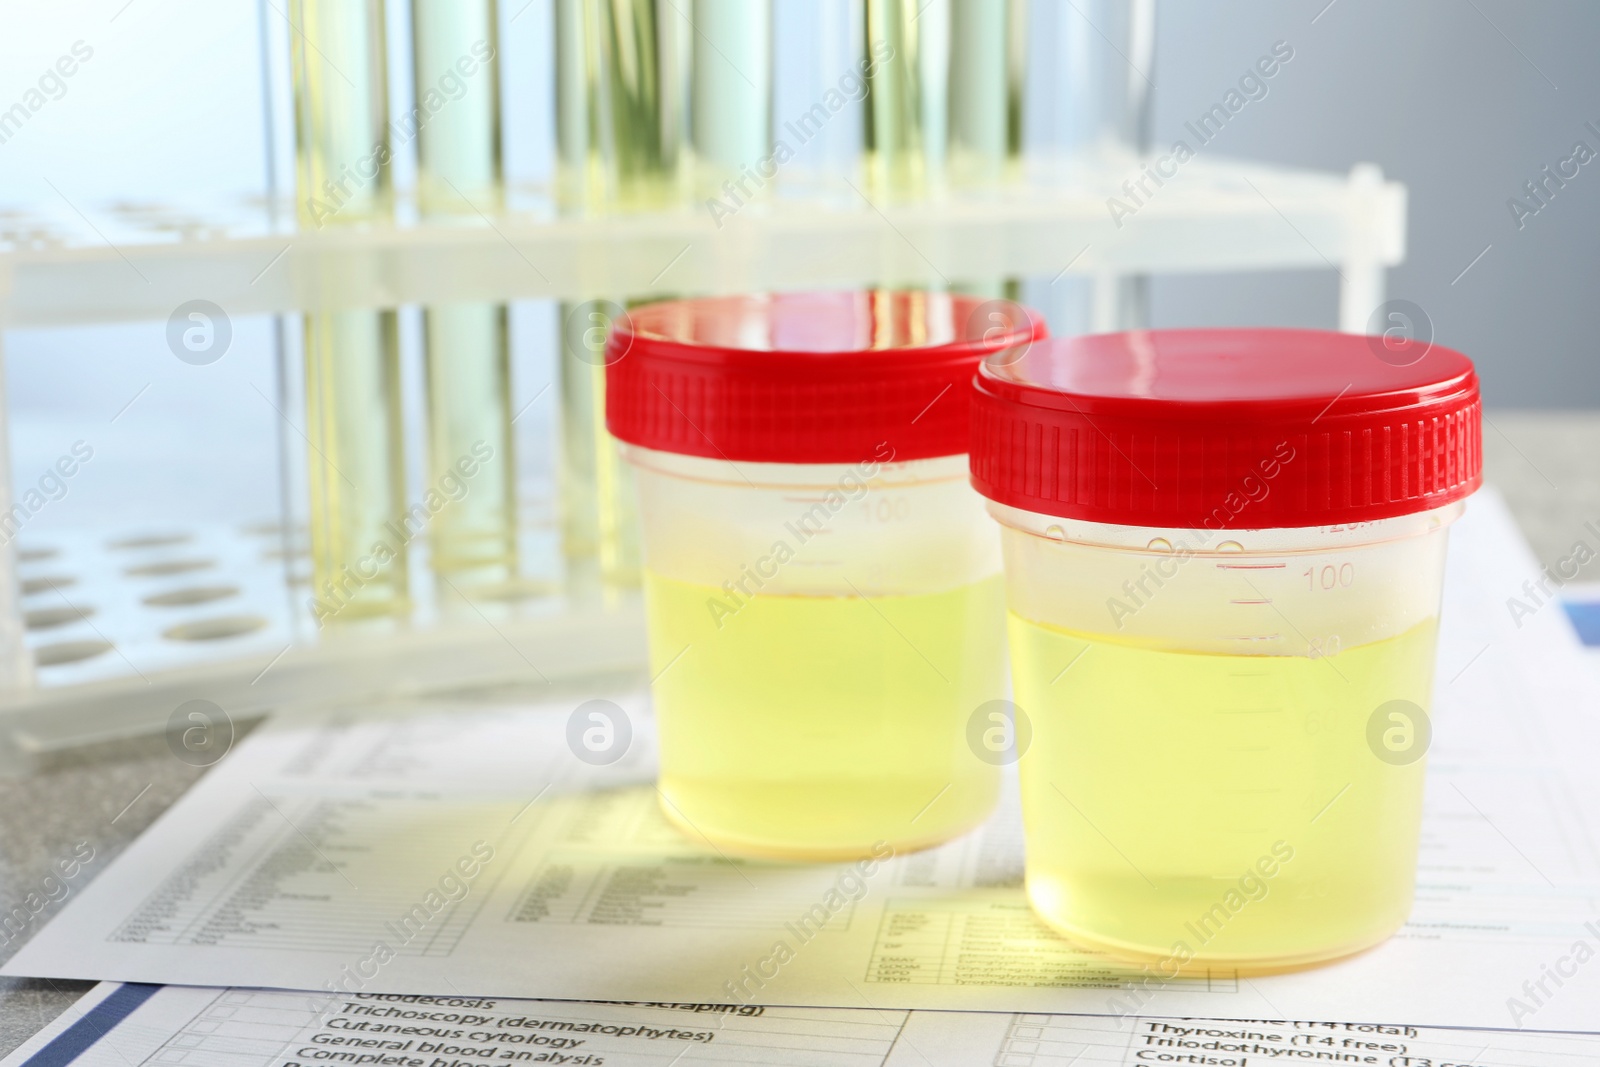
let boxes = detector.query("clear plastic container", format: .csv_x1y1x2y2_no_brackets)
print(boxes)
628,447,1004,859
607,290,1044,859
995,501,1458,971
971,327,1483,973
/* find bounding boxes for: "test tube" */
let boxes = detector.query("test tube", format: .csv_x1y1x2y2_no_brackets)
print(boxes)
861,2,1022,295
554,0,604,586
770,0,862,196
594,0,688,210
1024,0,1155,163
411,0,522,599
301,311,409,623
948,0,1025,302
552,0,598,585
1023,0,1157,331
556,311,640,592
689,0,772,192
418,304,518,590
947,0,1025,187
290,0,409,623
291,0,392,222
555,0,604,211
862,0,935,198
554,1,686,592
412,0,500,213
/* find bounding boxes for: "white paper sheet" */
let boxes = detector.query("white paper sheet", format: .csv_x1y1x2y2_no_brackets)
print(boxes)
9,982,1600,1067
8,493,1600,1033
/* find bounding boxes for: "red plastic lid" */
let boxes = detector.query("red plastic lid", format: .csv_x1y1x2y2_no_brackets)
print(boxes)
970,328,1482,529
606,291,1046,464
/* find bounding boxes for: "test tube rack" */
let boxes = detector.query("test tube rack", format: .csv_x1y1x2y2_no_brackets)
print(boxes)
0,154,1406,772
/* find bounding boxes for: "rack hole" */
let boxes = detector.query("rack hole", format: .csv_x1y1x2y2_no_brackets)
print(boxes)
20,575,76,595
125,558,216,578
35,639,112,666
25,606,92,631
162,615,267,642
143,585,241,608
108,532,193,551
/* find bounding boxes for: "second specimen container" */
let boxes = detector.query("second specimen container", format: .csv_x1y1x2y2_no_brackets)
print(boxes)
608,290,1044,860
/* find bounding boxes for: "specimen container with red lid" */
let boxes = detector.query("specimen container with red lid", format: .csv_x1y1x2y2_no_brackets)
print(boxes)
607,289,1046,860
969,326,1482,973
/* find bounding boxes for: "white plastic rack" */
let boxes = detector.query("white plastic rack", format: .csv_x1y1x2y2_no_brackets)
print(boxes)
2,157,1403,329
0,153,1406,770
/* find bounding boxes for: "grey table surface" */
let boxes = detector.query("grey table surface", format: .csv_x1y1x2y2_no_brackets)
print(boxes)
0,411,1594,1054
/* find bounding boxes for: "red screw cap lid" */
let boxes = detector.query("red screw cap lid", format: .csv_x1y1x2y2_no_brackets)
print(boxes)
970,328,1482,529
606,291,1046,464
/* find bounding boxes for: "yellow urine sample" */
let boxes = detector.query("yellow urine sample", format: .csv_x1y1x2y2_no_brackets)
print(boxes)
1010,614,1437,973
645,572,1006,860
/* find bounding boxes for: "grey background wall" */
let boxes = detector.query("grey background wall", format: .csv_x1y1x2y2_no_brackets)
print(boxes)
1145,0,1600,407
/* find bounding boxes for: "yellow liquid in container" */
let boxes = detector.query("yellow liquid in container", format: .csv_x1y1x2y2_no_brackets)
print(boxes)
645,572,1006,859
1010,613,1437,973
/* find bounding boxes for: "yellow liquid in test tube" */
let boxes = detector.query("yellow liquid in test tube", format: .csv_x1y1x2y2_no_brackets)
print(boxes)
290,0,408,623
644,572,1006,860
302,311,408,620
422,303,518,584
558,341,640,592
554,1,657,592
863,0,931,198
411,0,525,599
1009,615,1437,972
594,0,686,210
290,0,391,224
